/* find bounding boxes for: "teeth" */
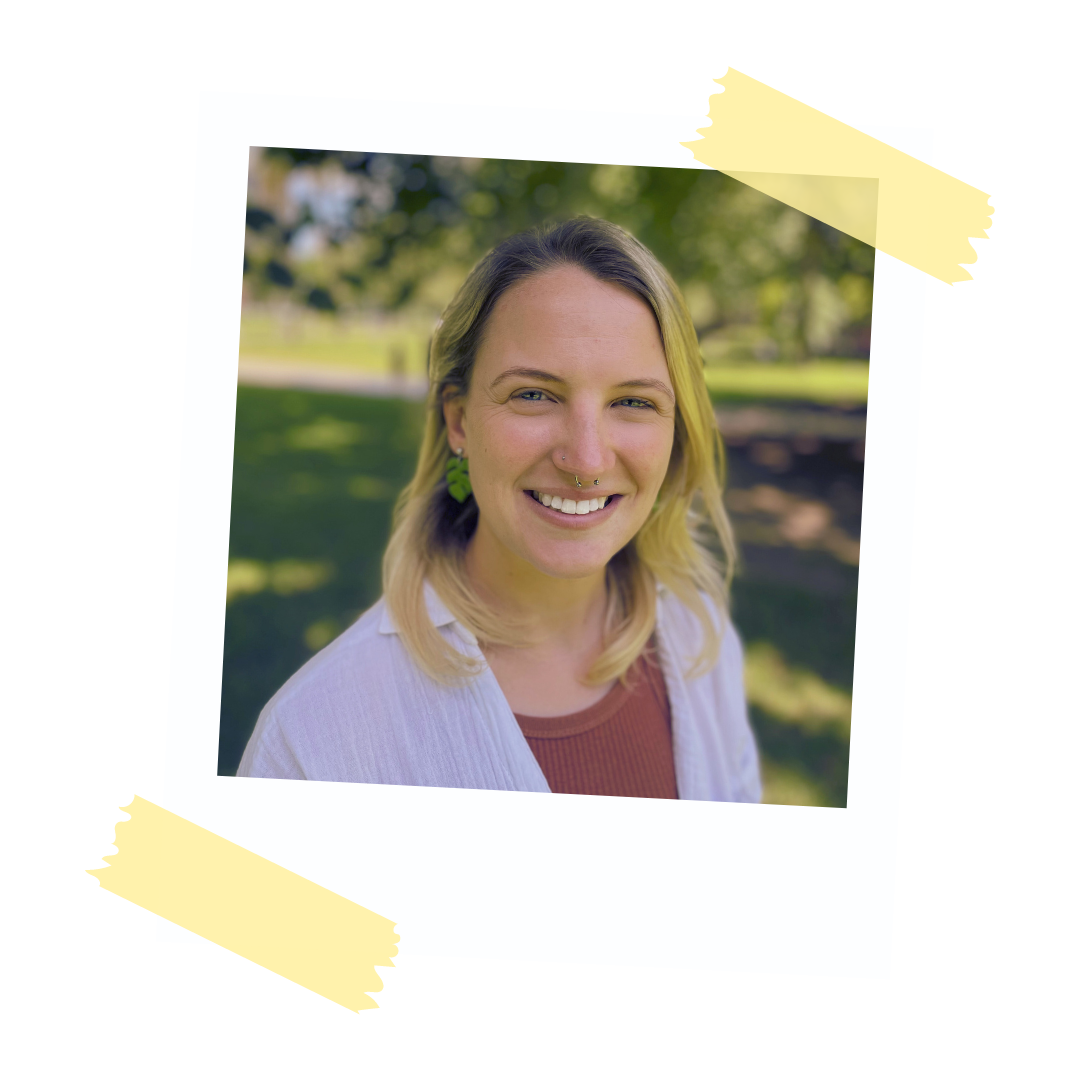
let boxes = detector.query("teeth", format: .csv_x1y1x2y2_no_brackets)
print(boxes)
533,492,611,515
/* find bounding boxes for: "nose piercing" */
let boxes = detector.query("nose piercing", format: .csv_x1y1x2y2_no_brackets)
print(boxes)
594,478,600,486
575,476,582,488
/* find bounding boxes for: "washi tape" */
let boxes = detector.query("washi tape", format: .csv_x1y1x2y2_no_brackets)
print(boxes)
685,69,993,283
89,797,399,1011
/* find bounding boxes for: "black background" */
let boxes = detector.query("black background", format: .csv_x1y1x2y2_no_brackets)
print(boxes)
76,48,1002,1028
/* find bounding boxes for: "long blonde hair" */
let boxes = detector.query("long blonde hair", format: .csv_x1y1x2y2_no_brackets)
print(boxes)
382,217,736,684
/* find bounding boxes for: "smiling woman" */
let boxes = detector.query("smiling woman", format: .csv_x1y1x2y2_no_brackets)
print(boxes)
238,218,761,802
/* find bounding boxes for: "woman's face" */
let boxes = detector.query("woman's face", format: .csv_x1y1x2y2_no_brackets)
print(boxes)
444,265,677,581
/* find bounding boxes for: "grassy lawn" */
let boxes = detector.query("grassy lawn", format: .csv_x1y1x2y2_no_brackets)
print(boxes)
221,384,854,806
704,359,868,404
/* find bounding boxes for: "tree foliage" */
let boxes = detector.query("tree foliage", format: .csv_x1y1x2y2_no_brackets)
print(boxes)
243,148,875,363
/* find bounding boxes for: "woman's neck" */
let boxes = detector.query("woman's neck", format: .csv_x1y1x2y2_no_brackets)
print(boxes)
463,519,608,647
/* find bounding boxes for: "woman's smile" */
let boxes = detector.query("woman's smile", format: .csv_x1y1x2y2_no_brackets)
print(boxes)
523,488,623,527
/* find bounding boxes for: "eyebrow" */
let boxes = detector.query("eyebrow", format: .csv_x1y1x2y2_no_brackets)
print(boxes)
614,378,675,402
489,368,676,402
489,367,564,388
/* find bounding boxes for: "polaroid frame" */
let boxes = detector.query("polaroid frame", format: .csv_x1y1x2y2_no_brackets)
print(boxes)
157,87,932,985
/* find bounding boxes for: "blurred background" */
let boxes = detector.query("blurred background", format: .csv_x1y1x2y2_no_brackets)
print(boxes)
221,147,874,807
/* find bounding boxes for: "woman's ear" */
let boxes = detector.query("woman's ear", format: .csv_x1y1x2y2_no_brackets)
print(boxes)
442,389,467,455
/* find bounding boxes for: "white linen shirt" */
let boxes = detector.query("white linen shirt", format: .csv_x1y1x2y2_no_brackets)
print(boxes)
237,584,762,802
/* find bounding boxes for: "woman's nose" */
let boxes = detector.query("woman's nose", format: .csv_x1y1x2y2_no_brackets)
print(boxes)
553,408,611,480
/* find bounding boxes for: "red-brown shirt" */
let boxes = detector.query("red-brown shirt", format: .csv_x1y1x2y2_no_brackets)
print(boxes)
514,645,678,799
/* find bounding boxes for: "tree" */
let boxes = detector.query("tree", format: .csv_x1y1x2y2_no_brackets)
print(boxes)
242,149,875,363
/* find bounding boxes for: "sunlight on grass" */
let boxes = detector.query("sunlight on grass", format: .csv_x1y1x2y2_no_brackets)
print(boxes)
303,617,341,651
226,558,336,603
347,475,397,500
744,641,851,733
760,760,830,807
286,416,371,451
705,360,869,403
226,559,268,602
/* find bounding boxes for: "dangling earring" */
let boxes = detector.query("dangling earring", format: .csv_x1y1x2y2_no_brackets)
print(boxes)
446,447,472,503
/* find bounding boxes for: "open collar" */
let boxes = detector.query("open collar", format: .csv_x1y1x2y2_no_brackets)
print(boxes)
378,581,462,636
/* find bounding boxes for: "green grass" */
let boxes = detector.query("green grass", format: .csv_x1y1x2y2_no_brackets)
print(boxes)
704,360,869,404
731,565,857,808
220,385,853,806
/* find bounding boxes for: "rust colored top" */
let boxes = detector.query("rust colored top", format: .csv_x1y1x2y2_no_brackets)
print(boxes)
514,645,678,800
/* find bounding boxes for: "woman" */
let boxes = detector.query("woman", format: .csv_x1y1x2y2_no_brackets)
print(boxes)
238,218,761,802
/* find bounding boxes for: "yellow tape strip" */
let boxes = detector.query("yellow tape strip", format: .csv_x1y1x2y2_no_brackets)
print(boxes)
684,69,993,284
88,797,399,1011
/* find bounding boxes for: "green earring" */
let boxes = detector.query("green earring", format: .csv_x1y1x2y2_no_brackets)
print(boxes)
446,449,472,503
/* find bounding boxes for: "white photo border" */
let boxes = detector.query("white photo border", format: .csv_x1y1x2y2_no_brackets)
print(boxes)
158,89,932,980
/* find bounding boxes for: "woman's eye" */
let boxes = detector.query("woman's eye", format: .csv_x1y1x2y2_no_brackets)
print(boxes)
511,391,654,408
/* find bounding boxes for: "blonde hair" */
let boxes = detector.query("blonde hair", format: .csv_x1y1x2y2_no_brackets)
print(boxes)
382,217,736,684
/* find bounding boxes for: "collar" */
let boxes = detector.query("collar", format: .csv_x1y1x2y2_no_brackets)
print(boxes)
378,581,463,637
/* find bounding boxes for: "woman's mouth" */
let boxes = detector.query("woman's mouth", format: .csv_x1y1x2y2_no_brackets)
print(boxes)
526,490,619,516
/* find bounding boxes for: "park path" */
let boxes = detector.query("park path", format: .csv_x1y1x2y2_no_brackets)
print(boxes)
238,359,866,442
238,358,428,400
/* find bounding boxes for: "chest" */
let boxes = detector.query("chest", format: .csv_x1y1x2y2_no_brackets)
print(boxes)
480,641,617,715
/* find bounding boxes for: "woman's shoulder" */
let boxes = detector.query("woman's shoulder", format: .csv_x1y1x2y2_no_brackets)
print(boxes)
654,587,760,803
261,597,405,716
656,586,737,652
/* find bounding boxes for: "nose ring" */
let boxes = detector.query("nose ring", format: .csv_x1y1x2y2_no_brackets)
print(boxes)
573,476,601,488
